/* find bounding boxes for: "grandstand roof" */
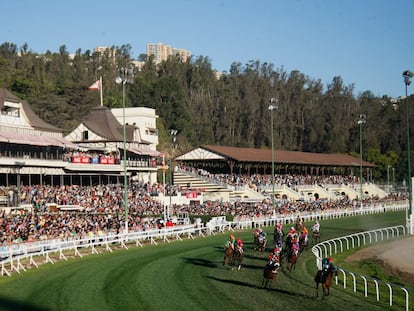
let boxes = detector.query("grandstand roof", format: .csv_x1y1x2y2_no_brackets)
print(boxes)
0,88,62,132
81,106,134,142
176,145,376,168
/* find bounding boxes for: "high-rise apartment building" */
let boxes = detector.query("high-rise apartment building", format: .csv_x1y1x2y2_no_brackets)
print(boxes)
146,42,191,64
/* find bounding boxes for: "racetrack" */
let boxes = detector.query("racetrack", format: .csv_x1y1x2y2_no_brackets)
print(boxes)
0,212,409,311
344,236,414,287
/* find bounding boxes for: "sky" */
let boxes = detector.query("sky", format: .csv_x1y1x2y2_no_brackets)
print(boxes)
1,0,414,98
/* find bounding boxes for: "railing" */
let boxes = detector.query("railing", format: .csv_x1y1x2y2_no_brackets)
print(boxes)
312,226,412,311
228,202,407,231
0,224,207,277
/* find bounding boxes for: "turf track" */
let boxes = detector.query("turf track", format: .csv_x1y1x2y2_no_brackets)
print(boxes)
0,211,408,311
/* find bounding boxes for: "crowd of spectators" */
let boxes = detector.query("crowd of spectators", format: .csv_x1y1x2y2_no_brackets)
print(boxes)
0,170,407,247
177,165,362,193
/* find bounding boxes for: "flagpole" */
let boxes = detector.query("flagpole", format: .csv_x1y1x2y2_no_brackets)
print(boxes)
99,76,103,106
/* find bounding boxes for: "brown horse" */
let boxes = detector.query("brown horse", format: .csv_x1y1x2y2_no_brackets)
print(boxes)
223,244,233,266
315,269,338,297
286,251,298,272
295,219,304,232
232,248,244,270
312,230,321,245
299,234,308,254
262,263,279,288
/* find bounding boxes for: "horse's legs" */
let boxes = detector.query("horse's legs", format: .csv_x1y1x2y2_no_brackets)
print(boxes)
315,282,319,297
320,284,330,297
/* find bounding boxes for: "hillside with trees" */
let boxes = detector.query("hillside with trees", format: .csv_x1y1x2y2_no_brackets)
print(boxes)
0,42,411,184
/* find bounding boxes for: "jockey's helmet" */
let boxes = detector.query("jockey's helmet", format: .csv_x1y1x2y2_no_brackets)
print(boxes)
328,257,333,262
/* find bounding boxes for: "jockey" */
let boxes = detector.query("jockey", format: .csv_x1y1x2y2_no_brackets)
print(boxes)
259,228,267,238
322,257,337,272
253,228,259,238
291,238,300,255
295,216,303,227
235,237,244,254
287,227,297,239
225,234,235,249
268,252,280,271
276,222,283,232
274,238,283,250
272,246,281,261
300,226,309,244
313,221,320,233
268,248,280,266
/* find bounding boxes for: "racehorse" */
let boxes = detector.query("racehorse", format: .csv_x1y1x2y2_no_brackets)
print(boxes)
254,235,267,252
232,248,244,270
284,234,292,259
262,263,279,288
223,244,234,266
312,230,321,245
286,251,298,272
295,219,304,232
273,228,284,247
315,269,338,297
299,234,308,254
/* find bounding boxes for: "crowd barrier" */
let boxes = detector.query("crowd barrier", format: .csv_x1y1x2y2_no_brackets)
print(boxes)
225,201,407,232
0,224,207,277
312,225,412,311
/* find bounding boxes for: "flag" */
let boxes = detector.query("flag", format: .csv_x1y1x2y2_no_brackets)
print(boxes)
88,80,100,91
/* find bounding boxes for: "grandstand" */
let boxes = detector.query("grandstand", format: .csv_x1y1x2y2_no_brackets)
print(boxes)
170,168,388,204
172,145,386,203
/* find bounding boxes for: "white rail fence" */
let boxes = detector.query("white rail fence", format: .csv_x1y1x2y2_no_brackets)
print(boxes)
1,224,207,277
312,226,412,311
226,202,407,231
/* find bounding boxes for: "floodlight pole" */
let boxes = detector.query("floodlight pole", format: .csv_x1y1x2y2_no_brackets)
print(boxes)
403,70,413,234
116,68,134,234
269,98,278,218
168,129,178,220
357,114,366,208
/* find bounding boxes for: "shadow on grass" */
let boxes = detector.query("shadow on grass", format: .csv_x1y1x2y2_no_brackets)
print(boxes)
206,275,299,296
182,257,219,268
0,295,50,311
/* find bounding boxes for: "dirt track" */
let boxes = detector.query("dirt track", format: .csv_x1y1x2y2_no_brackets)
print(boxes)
343,236,414,286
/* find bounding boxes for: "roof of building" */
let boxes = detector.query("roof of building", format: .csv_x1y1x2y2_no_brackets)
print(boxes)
176,145,376,168
81,106,134,142
0,88,62,132
0,131,78,148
